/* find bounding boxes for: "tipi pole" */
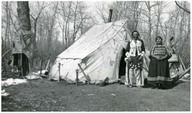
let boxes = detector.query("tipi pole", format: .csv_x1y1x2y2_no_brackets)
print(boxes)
78,63,91,84
171,67,190,82
45,59,50,70
58,63,61,81
76,69,79,86
179,56,186,70
40,60,43,75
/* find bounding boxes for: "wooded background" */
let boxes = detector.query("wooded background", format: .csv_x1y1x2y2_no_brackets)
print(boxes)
1,1,190,72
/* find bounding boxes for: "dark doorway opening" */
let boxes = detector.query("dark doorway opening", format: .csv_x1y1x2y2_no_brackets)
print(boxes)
12,53,29,76
119,48,126,78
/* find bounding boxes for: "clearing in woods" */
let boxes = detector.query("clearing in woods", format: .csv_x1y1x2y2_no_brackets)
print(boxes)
2,78,190,111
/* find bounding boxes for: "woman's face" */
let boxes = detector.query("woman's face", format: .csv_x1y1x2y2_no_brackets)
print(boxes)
156,37,162,44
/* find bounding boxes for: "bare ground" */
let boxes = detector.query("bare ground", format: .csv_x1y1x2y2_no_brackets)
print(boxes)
2,78,190,111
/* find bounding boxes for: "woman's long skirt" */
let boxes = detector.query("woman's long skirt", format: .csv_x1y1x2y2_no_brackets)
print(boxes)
147,57,170,86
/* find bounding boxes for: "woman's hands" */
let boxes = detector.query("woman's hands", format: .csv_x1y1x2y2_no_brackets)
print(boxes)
155,54,168,60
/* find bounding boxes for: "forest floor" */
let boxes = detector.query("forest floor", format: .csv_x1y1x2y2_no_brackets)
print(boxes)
2,77,190,111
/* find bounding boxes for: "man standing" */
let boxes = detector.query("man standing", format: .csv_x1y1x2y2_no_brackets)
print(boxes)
125,30,145,87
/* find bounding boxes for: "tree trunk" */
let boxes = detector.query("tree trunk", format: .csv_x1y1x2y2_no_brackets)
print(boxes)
62,24,65,47
187,14,190,38
5,2,11,52
73,2,78,42
47,2,58,57
148,2,152,49
145,1,158,49
17,2,31,30
31,19,38,67
155,1,163,37
16,1,32,75
65,2,72,48
173,10,180,38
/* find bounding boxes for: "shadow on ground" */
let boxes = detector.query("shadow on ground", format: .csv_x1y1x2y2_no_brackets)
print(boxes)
142,79,185,90
2,78,190,111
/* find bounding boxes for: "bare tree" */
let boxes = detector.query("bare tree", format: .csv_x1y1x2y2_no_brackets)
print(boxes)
165,1,190,67
71,1,90,42
95,2,108,23
1,2,12,54
144,1,158,49
47,2,58,57
16,1,33,75
29,1,48,67
58,1,91,48
108,1,143,34
1,1,94,73
58,1,72,48
2,1,189,73
153,1,170,39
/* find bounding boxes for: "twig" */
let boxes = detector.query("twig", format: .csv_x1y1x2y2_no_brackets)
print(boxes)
175,1,190,14
2,49,12,58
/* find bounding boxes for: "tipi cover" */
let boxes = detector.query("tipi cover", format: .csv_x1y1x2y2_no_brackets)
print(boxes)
49,20,149,83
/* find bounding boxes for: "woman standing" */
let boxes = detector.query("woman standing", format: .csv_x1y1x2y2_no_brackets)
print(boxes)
148,36,171,89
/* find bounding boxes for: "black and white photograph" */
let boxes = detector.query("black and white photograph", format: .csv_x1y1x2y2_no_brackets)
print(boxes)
1,0,190,111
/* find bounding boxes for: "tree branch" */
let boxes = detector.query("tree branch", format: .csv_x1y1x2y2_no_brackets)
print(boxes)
175,1,190,14
2,49,12,58
30,14,35,20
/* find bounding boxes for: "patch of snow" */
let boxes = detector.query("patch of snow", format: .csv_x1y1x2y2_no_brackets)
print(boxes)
26,74,42,80
2,78,27,87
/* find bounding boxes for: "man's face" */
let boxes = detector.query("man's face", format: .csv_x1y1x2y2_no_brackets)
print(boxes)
133,32,138,39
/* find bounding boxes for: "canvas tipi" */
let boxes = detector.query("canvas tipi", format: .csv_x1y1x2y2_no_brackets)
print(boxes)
49,20,149,83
